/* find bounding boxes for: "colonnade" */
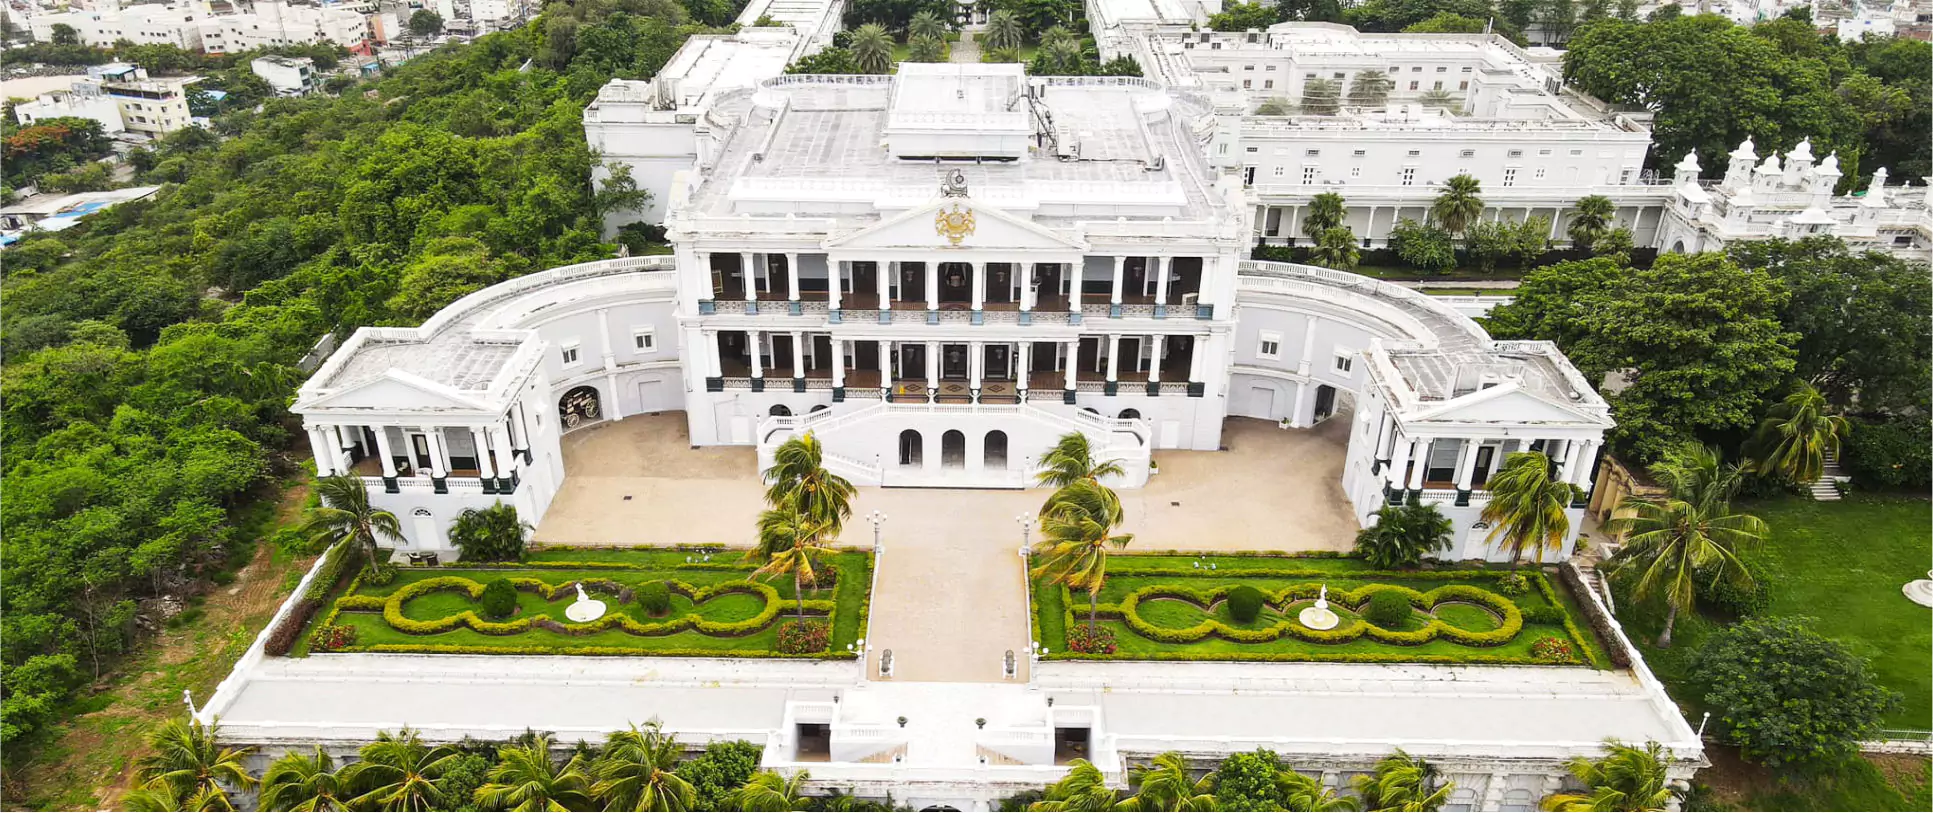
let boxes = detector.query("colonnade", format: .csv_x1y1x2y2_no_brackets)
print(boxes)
1367,412,1600,506
305,401,535,495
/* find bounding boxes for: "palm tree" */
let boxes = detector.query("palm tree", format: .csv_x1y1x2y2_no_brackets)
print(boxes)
592,721,695,812
751,494,837,619
1032,478,1133,634
1352,503,1452,569
448,502,531,562
300,474,404,566
1031,759,1118,811
1351,750,1453,812
1036,431,1126,517
475,734,593,812
1346,69,1392,107
1748,384,1850,486
340,728,461,811
1540,740,1676,812
135,718,255,805
1120,752,1216,811
1428,174,1484,238
1417,88,1459,112
1302,192,1346,240
1566,195,1616,252
762,431,857,536
1479,452,1581,569
121,783,236,812
1278,769,1358,811
1034,37,1085,75
1310,226,1360,271
1605,445,1767,647
849,24,894,74
908,9,947,41
260,746,349,811
732,769,810,812
908,35,946,62
984,9,1024,51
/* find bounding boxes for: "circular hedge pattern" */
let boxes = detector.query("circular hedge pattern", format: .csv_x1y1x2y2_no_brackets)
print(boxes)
1109,583,1523,646
348,576,835,639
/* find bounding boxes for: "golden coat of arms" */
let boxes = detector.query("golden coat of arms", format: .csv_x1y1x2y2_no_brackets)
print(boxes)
935,204,975,246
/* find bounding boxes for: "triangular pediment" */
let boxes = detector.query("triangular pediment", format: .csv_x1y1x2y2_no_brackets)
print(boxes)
1409,383,1604,426
824,197,1087,252
298,372,493,414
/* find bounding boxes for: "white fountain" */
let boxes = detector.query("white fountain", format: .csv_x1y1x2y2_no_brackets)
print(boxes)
565,582,607,622
1298,584,1339,631
1904,570,1933,608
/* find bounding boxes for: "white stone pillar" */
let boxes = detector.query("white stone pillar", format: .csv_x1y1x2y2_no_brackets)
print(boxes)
785,252,801,304
1290,380,1310,425
969,341,983,393
1105,334,1121,383
489,424,516,483
508,401,528,453
308,427,337,476
831,339,846,388
1148,335,1165,384
749,331,763,379
925,262,939,312
740,252,757,305
790,331,806,382
1067,262,1082,317
1110,256,1126,306
925,340,940,393
471,427,496,480
704,330,723,378
1155,256,1171,306
971,261,984,311
1455,438,1483,491
878,261,892,312
1020,265,1035,312
1188,334,1206,385
1063,340,1078,392
1299,316,1320,376
1407,438,1429,490
372,426,397,477
1387,435,1414,491
829,259,843,311
1569,440,1600,488
881,340,894,394
1018,342,1033,392
424,427,448,477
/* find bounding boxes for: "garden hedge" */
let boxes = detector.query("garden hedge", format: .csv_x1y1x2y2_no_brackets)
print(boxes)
1104,583,1521,647
368,576,834,638
265,542,362,656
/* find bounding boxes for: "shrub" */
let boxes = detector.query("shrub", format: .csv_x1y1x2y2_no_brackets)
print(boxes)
1364,590,1412,627
1064,625,1117,655
1695,559,1772,618
1353,503,1452,569
1692,616,1902,769
362,562,398,587
1225,585,1265,623
636,581,672,616
313,624,357,652
265,542,361,656
1843,416,1930,491
776,620,830,654
1529,636,1576,663
1495,572,1529,595
1520,604,1567,625
478,579,518,620
263,599,320,656
449,503,530,562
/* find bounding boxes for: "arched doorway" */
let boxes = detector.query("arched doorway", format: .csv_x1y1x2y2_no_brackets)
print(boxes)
898,429,923,467
984,430,1008,469
1118,408,1141,420
1313,385,1337,422
559,386,601,429
941,430,966,469
770,404,793,417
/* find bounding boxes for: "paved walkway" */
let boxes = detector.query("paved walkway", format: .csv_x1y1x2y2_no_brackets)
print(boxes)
950,29,981,63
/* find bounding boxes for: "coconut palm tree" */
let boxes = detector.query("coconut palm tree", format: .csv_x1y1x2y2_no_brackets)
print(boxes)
1352,503,1453,569
1351,750,1453,812
340,728,461,811
1037,431,1126,516
1277,769,1358,811
908,35,946,62
592,720,695,812
121,783,236,812
1032,479,1133,634
1540,740,1676,812
1120,752,1216,811
447,502,531,562
301,474,405,566
260,746,349,811
1566,195,1616,252
1748,384,1850,486
1033,36,1085,74
1605,444,1766,647
135,718,256,805
1428,174,1484,239
849,24,894,74
984,9,1024,51
751,494,837,619
1310,227,1360,271
908,10,947,41
1479,452,1581,569
732,769,810,812
1346,69,1392,107
1302,192,1347,240
475,734,593,812
762,431,856,536
1031,759,1118,811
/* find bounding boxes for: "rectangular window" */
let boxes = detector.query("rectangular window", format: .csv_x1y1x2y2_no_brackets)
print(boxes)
1333,351,1354,373
1332,72,1345,80
1435,66,1447,72
1304,72,1317,80
1350,166,1362,178
1243,79,1252,89
1408,81,1419,90
1246,146,1259,153
1503,167,1518,187
633,328,655,351
1302,166,1319,184
1461,66,1473,72
1407,150,1421,157
1244,64,1255,71
1263,79,1274,89
561,343,581,366
1424,441,1461,483
1273,165,1285,176
1458,81,1469,90
1305,149,1321,157
1265,64,1276,71
1400,167,1417,185
1433,80,1444,90
1258,332,1282,359
1411,66,1422,72
1539,149,1552,156
1352,149,1366,157
1570,149,1583,156
1619,168,1634,184
1535,167,1547,179
1459,149,1475,158
1507,149,1523,158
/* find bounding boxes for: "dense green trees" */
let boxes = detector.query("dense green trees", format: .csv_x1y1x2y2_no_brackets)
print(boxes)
2,116,115,188
1353,503,1452,569
1692,617,1901,769
1605,444,1766,647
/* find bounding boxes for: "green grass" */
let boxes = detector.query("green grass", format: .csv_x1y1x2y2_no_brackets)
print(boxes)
1032,554,1609,667
309,547,872,658
1614,494,1931,730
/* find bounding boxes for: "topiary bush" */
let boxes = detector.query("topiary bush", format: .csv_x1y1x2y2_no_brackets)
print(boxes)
362,562,398,587
1495,572,1529,595
636,580,672,616
1225,585,1265,623
1364,590,1413,628
478,578,518,620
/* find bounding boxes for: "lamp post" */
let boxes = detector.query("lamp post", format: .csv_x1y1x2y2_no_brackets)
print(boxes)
867,510,887,555
1015,511,1035,553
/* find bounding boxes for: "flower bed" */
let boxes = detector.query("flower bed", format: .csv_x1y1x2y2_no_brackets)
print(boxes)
302,547,872,659
1032,553,1609,668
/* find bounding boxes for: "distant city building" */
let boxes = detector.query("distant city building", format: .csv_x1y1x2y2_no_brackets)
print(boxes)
1658,137,1933,259
11,64,197,137
251,54,317,95
27,1,370,53
11,82,127,134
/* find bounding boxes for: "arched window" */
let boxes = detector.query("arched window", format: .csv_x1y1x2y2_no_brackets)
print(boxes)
559,386,601,429
769,404,793,417
984,430,1008,469
941,430,966,469
898,429,923,467
809,404,829,413
1118,408,1141,420
1082,407,1100,415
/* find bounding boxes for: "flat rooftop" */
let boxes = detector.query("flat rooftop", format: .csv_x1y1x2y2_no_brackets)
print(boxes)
1382,340,1612,422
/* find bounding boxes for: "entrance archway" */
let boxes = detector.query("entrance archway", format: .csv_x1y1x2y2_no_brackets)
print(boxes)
559,386,601,429
770,404,793,417
941,430,966,469
898,429,923,467
984,430,1008,469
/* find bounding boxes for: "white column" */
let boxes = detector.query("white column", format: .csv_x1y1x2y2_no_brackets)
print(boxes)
925,262,939,312
696,251,712,298
878,261,892,312
1110,256,1126,306
1148,335,1165,384
1298,316,1320,376
831,339,846,388
1188,334,1206,384
508,401,528,453
1018,342,1032,392
1407,439,1429,490
1455,438,1483,491
1067,262,1082,315
749,331,763,378
423,427,448,477
969,341,983,391
1387,435,1415,490
704,330,723,378
790,331,806,380
785,252,801,304
1290,380,1311,425
829,259,843,310
740,252,757,304
471,428,496,480
925,341,940,392
971,261,985,311
881,340,894,393
489,424,516,481
1063,340,1078,391
1020,264,1035,312
372,426,397,477
1569,440,1600,488
1155,256,1171,306
329,425,354,475
308,427,337,476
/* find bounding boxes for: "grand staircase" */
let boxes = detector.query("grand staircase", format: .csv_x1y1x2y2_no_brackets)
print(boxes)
1809,452,1848,501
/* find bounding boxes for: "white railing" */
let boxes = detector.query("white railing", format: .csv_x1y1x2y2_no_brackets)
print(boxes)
1559,560,1705,762
196,545,340,725
1237,260,1489,346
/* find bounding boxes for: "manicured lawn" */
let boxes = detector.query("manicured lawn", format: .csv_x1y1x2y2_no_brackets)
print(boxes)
1032,554,1610,668
304,547,872,659
1614,494,1932,730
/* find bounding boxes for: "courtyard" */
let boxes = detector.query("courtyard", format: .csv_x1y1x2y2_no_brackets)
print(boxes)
531,412,1362,683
